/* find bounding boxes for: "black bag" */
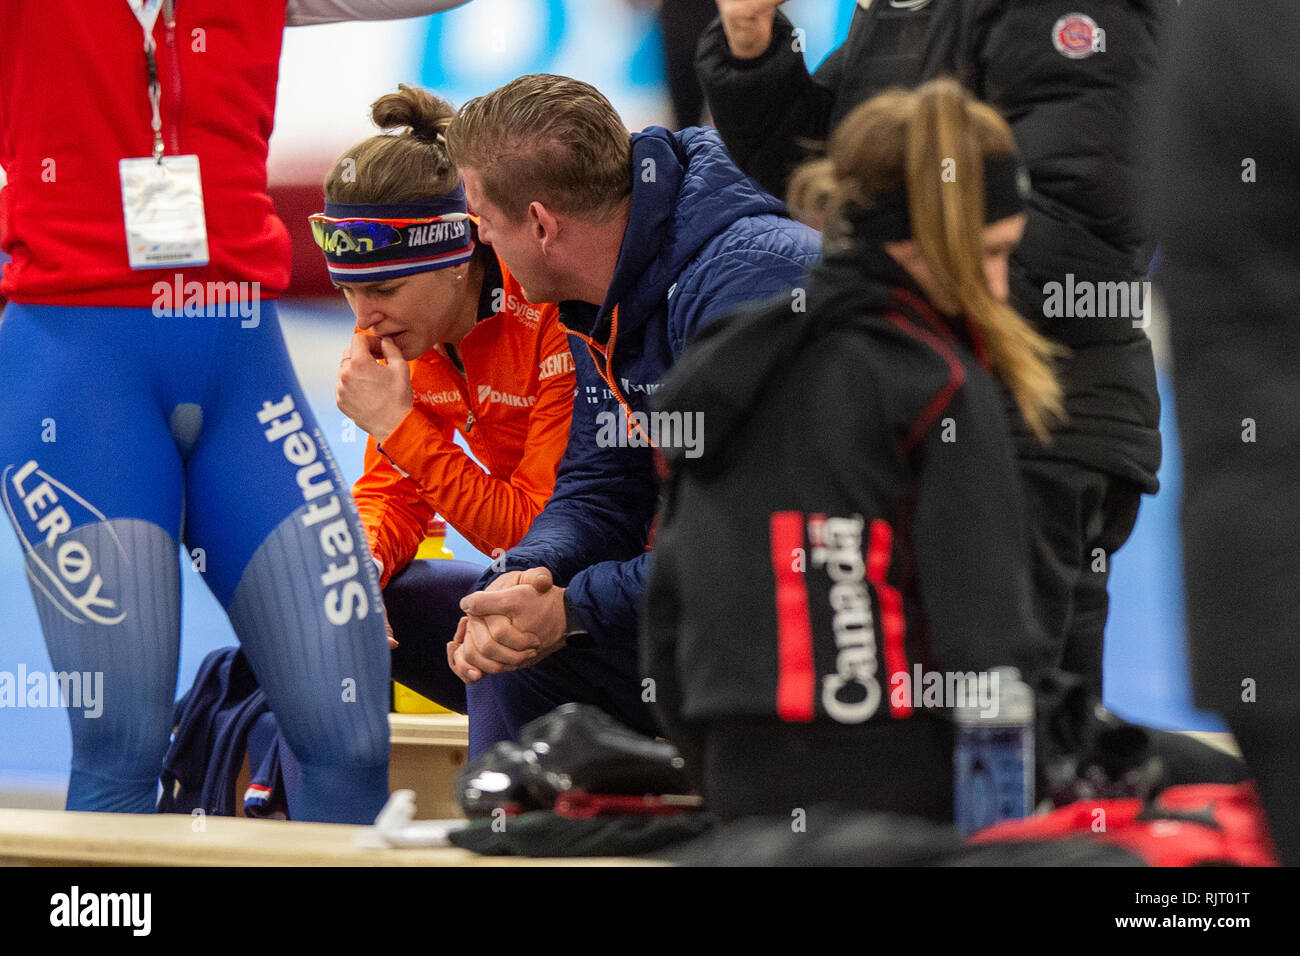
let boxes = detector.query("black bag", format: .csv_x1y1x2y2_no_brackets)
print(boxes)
455,702,695,818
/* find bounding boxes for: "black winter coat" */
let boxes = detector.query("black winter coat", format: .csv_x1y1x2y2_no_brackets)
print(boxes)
641,239,1053,756
697,0,1169,490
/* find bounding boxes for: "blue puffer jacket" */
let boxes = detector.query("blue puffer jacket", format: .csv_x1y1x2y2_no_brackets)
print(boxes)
480,125,821,647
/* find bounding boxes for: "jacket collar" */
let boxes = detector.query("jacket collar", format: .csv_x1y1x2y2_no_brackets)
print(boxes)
569,127,792,346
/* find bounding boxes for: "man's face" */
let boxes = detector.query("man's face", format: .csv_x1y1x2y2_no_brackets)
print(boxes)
461,167,558,303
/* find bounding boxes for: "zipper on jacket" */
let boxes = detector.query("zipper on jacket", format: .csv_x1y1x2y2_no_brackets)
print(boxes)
162,0,182,155
567,305,654,447
436,345,474,434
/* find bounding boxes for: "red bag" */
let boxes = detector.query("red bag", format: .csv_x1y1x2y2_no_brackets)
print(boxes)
969,783,1279,866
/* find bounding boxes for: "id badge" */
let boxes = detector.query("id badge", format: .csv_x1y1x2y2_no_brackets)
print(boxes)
119,154,210,269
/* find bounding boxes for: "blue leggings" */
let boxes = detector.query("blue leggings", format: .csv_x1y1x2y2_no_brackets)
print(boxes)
0,302,390,823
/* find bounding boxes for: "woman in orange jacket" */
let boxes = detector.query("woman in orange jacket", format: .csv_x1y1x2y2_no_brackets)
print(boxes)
313,85,575,752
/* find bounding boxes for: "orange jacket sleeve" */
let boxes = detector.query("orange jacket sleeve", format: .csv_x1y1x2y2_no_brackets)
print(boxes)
352,431,442,589
372,319,577,561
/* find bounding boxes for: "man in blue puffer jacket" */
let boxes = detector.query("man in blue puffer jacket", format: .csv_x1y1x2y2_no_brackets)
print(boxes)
444,74,820,746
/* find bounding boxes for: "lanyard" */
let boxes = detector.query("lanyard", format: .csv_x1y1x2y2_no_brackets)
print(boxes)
125,0,174,161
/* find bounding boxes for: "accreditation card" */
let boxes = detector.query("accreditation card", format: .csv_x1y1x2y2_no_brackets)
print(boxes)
119,154,210,269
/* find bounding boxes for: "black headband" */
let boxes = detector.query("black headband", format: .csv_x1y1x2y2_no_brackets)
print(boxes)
844,153,1031,242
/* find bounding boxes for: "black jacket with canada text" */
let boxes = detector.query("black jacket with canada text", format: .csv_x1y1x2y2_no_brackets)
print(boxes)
641,241,1053,754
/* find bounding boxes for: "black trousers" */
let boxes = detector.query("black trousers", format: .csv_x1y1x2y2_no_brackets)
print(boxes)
1172,315,1300,866
383,558,485,714
1018,458,1144,699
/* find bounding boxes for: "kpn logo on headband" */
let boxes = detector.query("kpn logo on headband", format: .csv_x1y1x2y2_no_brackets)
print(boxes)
311,218,410,256
311,217,469,256
310,201,474,283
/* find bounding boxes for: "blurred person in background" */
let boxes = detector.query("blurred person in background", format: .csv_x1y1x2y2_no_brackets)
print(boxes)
698,0,1172,703
317,84,575,756
627,0,717,128
1154,2,1300,865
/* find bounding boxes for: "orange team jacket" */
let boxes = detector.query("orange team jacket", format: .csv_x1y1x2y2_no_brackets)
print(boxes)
352,252,576,587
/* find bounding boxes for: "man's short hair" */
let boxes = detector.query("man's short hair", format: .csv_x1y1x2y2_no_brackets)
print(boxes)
447,74,632,222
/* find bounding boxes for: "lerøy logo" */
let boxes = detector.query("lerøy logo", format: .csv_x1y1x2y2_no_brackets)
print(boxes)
2,461,125,625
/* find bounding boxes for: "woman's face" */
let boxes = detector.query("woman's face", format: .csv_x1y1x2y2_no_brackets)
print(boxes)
335,266,474,360
975,213,1026,304
886,213,1028,315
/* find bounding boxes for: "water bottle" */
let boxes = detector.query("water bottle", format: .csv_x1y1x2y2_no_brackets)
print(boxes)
953,666,1034,838
414,515,456,561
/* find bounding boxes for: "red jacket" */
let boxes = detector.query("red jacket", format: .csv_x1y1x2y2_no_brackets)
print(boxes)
354,253,576,585
1,1,293,306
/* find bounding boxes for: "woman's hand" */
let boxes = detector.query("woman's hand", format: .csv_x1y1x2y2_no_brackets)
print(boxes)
336,332,412,443
716,0,790,60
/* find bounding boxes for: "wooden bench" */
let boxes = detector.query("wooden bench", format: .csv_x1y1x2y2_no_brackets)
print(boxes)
0,714,662,866
7,727,1245,865
387,712,469,819
0,808,657,867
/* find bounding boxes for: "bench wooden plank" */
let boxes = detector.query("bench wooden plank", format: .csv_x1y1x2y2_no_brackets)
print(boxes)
389,712,468,747
0,809,659,867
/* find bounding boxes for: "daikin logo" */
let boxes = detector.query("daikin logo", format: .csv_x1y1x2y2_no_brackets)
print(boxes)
476,385,536,408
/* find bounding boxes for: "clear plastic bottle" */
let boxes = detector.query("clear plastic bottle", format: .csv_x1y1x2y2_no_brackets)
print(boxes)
953,666,1034,838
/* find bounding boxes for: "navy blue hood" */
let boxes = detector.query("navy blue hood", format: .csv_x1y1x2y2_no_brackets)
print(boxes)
585,126,792,338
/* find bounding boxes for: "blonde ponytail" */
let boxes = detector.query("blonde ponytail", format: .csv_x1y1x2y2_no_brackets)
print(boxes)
905,80,1063,443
